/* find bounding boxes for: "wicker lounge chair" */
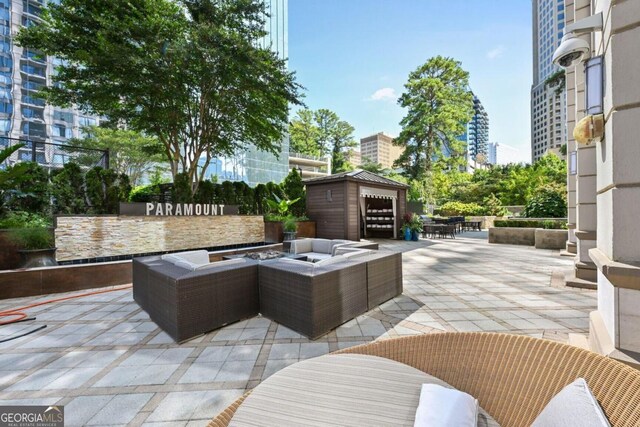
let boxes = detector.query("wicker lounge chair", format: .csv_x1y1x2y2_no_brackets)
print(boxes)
133,256,259,342
209,332,640,427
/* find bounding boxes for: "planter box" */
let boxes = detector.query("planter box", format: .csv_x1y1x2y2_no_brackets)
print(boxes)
535,229,568,249
264,220,316,243
0,228,55,271
488,227,536,246
0,243,283,299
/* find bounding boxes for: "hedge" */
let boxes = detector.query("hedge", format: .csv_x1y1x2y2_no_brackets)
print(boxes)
494,219,567,229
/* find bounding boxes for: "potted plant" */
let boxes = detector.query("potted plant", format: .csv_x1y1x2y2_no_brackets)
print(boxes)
410,214,423,241
9,226,57,268
401,212,413,241
282,215,298,241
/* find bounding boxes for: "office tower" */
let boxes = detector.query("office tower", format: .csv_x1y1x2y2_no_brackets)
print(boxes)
1,0,100,167
360,132,403,169
202,0,290,186
531,0,567,162
487,142,498,165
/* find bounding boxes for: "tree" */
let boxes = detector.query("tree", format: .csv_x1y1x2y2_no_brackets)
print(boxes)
288,108,357,173
289,110,320,156
17,0,302,197
394,56,474,180
282,169,305,217
70,127,166,186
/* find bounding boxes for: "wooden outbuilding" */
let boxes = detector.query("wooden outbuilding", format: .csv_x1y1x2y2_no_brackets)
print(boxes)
304,170,409,241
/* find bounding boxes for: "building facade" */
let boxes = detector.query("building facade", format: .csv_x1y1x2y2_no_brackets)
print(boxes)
457,93,489,171
202,0,290,186
1,0,100,167
287,152,331,179
359,132,403,169
487,142,497,165
531,0,567,162
563,0,640,367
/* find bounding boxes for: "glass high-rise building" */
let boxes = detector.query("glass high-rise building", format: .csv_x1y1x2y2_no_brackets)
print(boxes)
0,0,100,167
456,93,489,170
201,0,290,187
531,0,567,162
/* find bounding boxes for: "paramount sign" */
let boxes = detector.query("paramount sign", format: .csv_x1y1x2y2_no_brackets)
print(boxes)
119,202,240,216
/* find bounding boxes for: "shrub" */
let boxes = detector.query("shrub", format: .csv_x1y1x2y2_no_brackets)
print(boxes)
194,180,215,204
435,201,485,217
253,183,268,214
283,215,298,232
8,227,54,249
85,167,131,214
0,211,51,229
483,193,510,216
50,162,87,214
523,184,567,218
129,183,161,202
494,219,567,229
171,172,193,203
2,161,50,215
282,169,306,217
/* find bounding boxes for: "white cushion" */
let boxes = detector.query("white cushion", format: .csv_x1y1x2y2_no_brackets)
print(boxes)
194,258,246,271
161,254,183,265
414,383,478,427
342,249,372,259
278,258,312,267
162,250,209,266
313,255,347,268
311,239,332,254
531,378,610,427
291,239,313,254
331,242,355,256
304,252,332,262
173,259,200,271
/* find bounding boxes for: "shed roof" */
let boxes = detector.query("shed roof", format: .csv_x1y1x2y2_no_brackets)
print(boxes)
303,170,409,188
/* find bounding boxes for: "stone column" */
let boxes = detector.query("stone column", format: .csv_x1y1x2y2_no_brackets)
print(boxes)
567,0,598,288
565,0,578,256
587,0,640,368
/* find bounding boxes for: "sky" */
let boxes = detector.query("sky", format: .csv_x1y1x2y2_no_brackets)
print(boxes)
288,0,533,163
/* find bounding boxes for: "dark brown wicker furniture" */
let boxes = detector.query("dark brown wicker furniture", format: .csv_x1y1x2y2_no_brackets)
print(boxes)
132,256,259,342
258,259,368,339
209,332,640,427
357,251,403,309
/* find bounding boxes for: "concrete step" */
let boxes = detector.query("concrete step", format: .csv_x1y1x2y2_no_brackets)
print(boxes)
565,273,597,290
560,250,576,258
568,333,590,350
575,261,597,281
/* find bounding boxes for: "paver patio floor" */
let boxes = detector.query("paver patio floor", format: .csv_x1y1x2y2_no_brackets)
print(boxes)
0,231,596,426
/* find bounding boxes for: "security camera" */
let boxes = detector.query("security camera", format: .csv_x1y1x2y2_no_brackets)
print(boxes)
552,35,590,68
552,13,603,69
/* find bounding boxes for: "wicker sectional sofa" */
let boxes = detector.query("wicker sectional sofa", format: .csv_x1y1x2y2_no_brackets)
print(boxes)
132,254,259,342
133,244,402,342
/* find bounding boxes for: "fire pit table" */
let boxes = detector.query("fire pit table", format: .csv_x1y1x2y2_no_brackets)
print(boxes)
223,250,308,262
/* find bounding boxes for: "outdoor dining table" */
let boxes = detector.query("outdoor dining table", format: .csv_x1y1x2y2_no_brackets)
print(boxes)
422,224,456,239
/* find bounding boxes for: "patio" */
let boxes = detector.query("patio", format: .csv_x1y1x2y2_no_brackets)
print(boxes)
0,231,596,426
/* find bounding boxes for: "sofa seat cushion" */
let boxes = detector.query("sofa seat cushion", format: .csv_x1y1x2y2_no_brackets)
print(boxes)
291,239,313,254
228,354,499,427
304,252,332,262
311,238,332,254
161,250,209,266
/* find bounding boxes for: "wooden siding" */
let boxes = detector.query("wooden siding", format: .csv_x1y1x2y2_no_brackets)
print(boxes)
346,182,359,241
306,183,346,239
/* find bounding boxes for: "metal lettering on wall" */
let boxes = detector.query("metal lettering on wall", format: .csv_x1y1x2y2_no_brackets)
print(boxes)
119,203,240,216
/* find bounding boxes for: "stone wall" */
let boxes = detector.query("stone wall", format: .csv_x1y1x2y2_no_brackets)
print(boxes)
488,227,536,246
55,215,265,261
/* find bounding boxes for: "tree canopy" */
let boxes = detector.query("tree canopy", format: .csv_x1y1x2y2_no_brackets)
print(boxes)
394,56,474,180
289,108,357,173
69,127,166,186
17,0,303,195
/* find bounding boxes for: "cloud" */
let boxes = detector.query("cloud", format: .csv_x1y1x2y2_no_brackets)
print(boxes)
486,46,505,60
368,87,397,102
